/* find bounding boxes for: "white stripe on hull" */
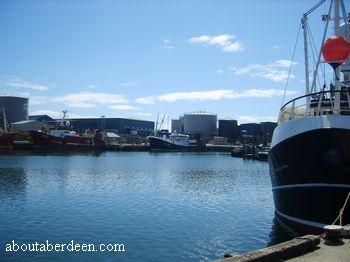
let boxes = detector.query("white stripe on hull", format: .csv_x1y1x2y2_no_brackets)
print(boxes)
275,210,327,229
271,115,350,149
272,183,350,190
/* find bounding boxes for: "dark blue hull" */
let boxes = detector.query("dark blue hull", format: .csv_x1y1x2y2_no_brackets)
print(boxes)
268,128,350,233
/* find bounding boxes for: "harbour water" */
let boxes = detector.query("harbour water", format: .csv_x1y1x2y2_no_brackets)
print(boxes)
0,152,294,261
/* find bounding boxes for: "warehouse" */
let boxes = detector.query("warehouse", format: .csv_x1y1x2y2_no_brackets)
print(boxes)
66,117,154,137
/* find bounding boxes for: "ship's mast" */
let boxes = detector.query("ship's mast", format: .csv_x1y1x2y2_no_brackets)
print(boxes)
2,107,9,133
302,14,311,108
334,0,341,114
303,0,329,108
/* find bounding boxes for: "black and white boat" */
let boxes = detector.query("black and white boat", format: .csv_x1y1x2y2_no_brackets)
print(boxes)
269,0,350,233
148,132,204,151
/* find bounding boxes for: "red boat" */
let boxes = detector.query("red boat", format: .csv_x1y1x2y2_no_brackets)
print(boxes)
28,110,105,149
29,130,105,149
0,132,17,149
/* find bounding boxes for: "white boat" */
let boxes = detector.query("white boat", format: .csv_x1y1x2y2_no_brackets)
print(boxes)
148,132,204,151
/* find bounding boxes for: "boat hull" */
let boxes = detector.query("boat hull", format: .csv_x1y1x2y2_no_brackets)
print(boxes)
269,127,350,233
0,133,17,149
29,131,105,149
149,136,204,151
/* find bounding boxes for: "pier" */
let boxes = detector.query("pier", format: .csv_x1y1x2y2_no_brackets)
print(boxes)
222,226,350,262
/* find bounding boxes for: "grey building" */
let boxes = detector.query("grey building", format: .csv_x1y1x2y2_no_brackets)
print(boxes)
218,119,238,143
66,117,154,137
238,122,277,144
29,115,56,123
183,112,217,140
0,96,28,128
12,120,53,132
171,117,184,133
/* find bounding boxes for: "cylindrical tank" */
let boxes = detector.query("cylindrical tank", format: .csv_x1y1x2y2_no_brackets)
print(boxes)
183,112,217,138
0,96,29,127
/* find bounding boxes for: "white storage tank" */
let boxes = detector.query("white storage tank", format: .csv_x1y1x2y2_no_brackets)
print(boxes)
183,112,217,138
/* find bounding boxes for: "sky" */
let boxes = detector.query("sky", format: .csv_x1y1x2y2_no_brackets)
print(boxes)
0,0,347,127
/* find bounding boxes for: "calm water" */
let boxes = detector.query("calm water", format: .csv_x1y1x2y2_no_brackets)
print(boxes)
0,151,295,261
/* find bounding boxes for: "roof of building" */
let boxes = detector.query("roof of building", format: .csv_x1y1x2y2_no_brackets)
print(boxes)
12,120,38,125
29,115,55,122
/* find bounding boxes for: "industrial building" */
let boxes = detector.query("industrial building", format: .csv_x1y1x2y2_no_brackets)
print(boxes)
66,117,154,137
11,120,53,132
172,112,217,141
29,115,56,123
218,119,238,143
239,122,277,144
183,112,217,139
0,96,29,128
171,117,184,133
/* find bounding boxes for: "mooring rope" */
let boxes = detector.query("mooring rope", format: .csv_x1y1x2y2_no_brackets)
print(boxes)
331,191,350,226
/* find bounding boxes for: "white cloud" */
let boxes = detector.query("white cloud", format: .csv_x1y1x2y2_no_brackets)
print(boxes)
87,84,99,89
109,104,141,110
229,60,297,82
216,69,224,75
29,110,88,119
135,89,298,104
130,112,152,117
187,34,244,52
52,92,128,108
5,77,50,91
24,95,47,105
238,115,277,124
162,38,174,50
121,81,139,87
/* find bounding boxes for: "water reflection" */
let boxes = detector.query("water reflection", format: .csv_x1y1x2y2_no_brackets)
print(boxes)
267,216,299,246
0,167,27,200
0,149,104,157
0,152,291,261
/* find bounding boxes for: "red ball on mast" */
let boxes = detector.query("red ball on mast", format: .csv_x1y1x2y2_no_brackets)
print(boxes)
322,35,350,69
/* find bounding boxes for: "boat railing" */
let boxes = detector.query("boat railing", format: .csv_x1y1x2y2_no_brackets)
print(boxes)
278,90,350,125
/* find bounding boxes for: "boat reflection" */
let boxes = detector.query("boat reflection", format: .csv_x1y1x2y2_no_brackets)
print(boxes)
267,216,299,247
0,148,104,157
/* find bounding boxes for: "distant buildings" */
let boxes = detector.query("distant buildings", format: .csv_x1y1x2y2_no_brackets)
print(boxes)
172,112,276,144
218,119,238,143
1,94,275,142
66,118,154,136
238,122,277,144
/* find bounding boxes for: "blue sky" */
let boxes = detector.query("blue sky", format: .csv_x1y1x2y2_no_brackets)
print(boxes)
0,0,345,126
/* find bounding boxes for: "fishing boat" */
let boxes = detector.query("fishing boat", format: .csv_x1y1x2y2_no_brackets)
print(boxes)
148,131,204,151
269,0,350,233
29,111,105,149
0,107,17,149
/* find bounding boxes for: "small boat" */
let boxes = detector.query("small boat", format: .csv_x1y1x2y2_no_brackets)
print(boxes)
28,111,105,149
231,146,243,157
256,144,270,161
269,0,350,233
148,132,204,151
